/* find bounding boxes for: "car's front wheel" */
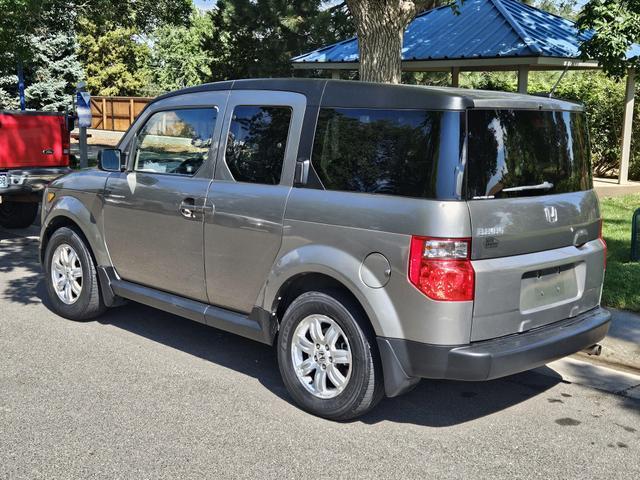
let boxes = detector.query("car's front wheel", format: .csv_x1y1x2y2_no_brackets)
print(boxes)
44,227,106,321
277,291,384,420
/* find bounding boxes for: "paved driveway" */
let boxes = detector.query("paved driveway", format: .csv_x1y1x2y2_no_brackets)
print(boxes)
0,227,638,479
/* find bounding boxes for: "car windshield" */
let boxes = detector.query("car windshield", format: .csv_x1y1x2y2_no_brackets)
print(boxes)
465,109,593,199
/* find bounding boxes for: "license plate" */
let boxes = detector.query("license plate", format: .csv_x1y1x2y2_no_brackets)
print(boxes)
520,265,579,312
0,174,7,189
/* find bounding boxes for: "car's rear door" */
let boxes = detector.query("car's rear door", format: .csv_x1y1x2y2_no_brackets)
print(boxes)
103,95,226,302
204,90,306,312
466,108,606,341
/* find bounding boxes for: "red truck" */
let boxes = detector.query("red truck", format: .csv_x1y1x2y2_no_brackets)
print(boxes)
0,111,72,228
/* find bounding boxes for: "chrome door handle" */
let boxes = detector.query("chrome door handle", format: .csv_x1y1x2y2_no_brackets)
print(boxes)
180,201,197,218
179,199,213,218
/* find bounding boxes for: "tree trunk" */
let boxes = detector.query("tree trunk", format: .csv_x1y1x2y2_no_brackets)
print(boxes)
345,0,435,84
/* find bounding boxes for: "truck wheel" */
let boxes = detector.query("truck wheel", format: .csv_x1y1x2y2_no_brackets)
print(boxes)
0,201,38,229
277,291,384,421
43,227,106,321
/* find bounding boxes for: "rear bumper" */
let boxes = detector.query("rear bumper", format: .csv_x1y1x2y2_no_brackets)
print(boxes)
0,167,71,197
377,306,611,397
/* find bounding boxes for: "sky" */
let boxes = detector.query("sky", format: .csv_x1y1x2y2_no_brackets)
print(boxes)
194,0,215,10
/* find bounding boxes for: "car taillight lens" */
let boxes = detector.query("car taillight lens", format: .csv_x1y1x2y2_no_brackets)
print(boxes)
598,219,607,269
409,236,475,301
60,118,70,160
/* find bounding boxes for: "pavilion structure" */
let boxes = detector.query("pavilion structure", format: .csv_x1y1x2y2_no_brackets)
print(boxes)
292,0,639,184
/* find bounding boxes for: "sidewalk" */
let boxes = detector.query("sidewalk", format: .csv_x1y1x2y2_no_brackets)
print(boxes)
593,177,640,197
70,128,124,147
575,308,640,374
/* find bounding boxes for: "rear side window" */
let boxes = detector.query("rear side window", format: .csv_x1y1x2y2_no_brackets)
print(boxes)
134,108,217,176
311,108,462,199
466,109,592,199
225,105,292,185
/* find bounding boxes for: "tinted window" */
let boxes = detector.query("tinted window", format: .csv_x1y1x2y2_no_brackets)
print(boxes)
134,108,217,175
311,108,462,199
466,110,592,199
225,106,292,185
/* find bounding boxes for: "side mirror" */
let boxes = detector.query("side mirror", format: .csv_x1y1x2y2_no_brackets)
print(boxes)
98,149,125,172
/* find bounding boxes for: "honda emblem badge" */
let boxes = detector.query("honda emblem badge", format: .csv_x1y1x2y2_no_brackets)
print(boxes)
544,206,558,223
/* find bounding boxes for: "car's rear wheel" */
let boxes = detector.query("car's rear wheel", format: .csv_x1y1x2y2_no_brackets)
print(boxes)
0,201,38,229
277,291,384,420
44,227,106,321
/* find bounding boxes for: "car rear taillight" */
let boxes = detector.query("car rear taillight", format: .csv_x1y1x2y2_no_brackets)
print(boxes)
598,219,607,269
60,118,70,160
408,237,475,301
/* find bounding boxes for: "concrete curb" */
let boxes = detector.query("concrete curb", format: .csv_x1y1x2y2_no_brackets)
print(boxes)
573,308,640,375
535,357,640,400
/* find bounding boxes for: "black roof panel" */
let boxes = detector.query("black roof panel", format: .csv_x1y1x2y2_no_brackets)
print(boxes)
153,78,583,111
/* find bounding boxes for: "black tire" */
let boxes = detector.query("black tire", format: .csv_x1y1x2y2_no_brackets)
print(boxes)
0,201,38,229
43,227,106,321
277,291,384,421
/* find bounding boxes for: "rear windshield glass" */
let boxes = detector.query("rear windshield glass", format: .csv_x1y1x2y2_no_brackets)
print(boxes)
311,108,463,200
466,110,592,199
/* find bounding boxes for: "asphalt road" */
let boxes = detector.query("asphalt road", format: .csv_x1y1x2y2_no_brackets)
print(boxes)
1,226,639,479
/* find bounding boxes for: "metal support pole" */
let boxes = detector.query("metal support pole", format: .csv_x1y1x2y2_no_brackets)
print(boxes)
451,67,460,87
517,66,529,94
619,68,635,185
79,126,88,169
76,83,90,169
17,61,26,111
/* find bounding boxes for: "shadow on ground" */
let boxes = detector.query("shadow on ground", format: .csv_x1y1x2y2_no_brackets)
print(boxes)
90,301,563,427
0,229,43,305
7,228,636,426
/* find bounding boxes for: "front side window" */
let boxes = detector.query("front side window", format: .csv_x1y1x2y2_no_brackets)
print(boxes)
225,105,293,185
134,108,217,176
311,108,462,199
466,109,592,199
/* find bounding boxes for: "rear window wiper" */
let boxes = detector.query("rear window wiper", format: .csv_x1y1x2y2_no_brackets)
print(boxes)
501,181,554,193
472,181,555,200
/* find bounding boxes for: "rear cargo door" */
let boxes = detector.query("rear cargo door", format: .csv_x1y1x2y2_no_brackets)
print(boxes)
0,112,66,169
465,109,606,341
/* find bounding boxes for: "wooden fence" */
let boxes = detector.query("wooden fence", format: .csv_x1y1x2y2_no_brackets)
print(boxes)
90,96,153,131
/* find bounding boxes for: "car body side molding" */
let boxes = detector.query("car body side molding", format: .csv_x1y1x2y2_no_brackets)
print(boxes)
105,270,277,345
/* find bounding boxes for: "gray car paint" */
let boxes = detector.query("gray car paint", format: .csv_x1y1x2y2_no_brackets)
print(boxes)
40,79,606,367
204,91,305,312
40,170,111,266
100,92,228,302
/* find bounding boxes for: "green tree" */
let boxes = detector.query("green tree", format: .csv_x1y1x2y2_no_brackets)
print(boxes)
578,0,640,78
202,0,354,81
523,0,579,18
0,0,193,103
0,0,74,71
148,9,211,93
77,20,152,96
24,32,84,110
0,0,191,69
0,31,83,111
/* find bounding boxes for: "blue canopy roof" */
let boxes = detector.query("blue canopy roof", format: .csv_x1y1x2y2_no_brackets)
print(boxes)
292,0,640,66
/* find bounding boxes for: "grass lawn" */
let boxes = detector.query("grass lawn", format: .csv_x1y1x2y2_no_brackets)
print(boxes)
600,194,640,312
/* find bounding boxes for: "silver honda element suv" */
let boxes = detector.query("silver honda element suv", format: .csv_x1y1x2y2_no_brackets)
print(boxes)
40,79,610,420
